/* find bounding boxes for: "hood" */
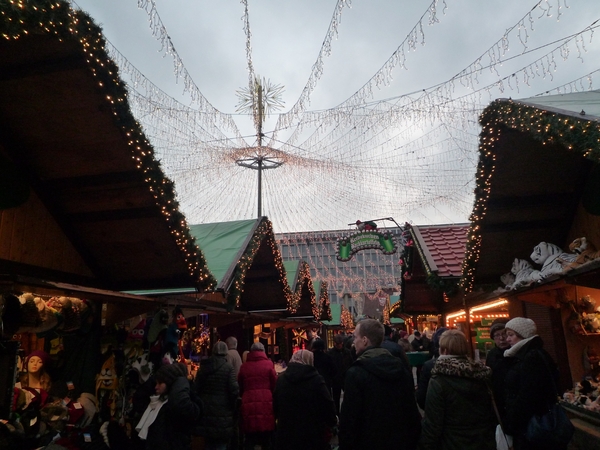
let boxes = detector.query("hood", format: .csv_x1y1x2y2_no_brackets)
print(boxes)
200,356,228,376
353,347,406,381
281,363,321,384
246,350,269,362
432,356,492,381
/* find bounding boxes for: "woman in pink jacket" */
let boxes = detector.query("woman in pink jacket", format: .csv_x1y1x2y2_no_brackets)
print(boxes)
238,342,277,449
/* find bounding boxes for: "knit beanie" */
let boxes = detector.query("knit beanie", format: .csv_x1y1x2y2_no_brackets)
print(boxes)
25,350,51,369
489,322,506,339
154,363,181,387
505,317,537,339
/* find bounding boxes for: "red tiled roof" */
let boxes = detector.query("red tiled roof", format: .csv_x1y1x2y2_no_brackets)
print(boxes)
412,224,470,277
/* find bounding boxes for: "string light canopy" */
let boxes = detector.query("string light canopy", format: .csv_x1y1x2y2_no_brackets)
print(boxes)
71,0,600,233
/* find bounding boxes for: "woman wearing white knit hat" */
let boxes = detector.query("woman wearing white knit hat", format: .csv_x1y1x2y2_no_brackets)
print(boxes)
498,317,568,450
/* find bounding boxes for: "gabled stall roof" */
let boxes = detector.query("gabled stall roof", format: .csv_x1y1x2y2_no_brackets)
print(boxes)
321,303,341,326
190,218,293,312
412,224,469,277
397,224,469,314
0,1,215,292
460,92,600,294
313,280,332,322
283,259,317,320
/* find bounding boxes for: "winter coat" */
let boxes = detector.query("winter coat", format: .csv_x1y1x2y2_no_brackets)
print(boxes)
273,363,337,450
312,350,336,390
485,345,507,370
419,356,496,450
195,356,239,442
381,336,411,371
501,336,561,449
339,347,421,450
416,356,436,409
327,346,353,388
146,377,199,450
238,350,277,433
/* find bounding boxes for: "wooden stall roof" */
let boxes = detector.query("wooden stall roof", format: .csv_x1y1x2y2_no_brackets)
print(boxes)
284,259,317,320
0,2,215,292
395,224,469,314
313,280,332,322
189,217,293,313
460,92,600,294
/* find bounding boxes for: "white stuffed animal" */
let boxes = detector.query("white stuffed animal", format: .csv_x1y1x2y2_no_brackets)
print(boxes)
529,242,576,282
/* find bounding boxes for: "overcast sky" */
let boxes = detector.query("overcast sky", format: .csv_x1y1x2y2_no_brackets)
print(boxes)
71,0,600,233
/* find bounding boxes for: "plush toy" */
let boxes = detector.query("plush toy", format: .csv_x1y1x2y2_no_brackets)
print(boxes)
561,237,600,271
17,294,59,334
96,353,119,419
529,242,576,282
130,352,154,384
507,258,535,290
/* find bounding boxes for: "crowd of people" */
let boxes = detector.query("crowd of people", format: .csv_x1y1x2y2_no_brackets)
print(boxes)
135,316,566,450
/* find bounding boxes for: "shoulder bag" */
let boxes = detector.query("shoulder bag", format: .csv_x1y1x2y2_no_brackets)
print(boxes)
524,351,574,448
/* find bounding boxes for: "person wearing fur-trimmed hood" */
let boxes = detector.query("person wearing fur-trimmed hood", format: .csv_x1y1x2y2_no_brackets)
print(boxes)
419,330,496,450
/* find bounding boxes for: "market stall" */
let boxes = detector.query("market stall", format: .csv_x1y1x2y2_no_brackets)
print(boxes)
0,1,217,447
458,92,600,447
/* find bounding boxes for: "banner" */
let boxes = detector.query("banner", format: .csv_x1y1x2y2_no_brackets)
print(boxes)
336,230,397,261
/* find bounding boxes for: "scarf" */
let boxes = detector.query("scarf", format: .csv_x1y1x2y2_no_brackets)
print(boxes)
135,395,168,439
503,335,538,358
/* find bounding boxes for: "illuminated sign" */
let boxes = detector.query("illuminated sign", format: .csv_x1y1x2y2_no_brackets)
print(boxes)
336,230,397,261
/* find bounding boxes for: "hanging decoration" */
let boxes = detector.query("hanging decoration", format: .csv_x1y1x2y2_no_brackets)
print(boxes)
292,328,308,347
53,0,598,236
317,281,332,322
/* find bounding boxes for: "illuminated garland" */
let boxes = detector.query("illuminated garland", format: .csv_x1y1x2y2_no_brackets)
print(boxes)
318,281,332,322
286,260,317,318
340,304,354,330
227,218,294,312
0,0,216,290
460,99,600,293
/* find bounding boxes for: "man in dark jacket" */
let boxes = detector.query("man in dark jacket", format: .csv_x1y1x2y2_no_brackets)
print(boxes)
381,324,410,371
327,334,353,414
339,319,421,450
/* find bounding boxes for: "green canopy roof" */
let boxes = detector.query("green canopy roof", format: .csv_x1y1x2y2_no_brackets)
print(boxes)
321,303,341,326
283,260,300,291
189,219,257,288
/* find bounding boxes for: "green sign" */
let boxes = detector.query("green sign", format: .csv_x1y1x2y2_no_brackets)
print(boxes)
336,231,397,262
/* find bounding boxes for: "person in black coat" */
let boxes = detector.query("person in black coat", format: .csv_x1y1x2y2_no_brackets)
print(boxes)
327,334,354,414
311,338,336,394
136,363,200,450
339,319,421,450
195,341,239,450
381,325,410,371
500,317,563,450
485,320,510,370
273,350,337,450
